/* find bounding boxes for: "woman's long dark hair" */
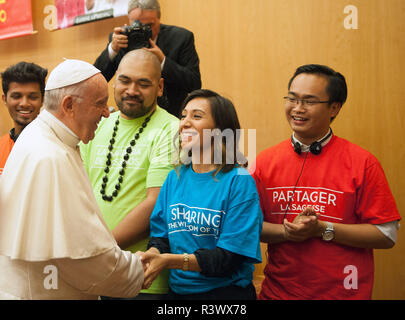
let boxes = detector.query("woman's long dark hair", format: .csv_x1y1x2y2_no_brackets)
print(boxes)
174,89,247,178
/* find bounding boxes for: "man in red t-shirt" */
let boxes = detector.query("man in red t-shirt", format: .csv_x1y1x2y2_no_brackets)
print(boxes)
251,64,400,300
1,62,47,174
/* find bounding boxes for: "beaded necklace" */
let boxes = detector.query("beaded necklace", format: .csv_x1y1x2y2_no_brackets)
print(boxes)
100,110,155,202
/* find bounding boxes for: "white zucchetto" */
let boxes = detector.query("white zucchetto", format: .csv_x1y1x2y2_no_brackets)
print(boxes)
45,59,101,91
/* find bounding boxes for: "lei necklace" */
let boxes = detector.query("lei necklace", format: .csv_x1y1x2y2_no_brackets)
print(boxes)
100,111,155,202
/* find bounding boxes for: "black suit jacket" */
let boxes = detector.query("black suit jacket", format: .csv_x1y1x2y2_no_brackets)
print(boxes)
94,24,201,117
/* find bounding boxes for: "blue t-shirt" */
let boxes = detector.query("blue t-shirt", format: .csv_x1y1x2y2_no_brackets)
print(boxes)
150,165,263,295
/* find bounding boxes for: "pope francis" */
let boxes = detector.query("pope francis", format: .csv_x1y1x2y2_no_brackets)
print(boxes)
0,59,144,299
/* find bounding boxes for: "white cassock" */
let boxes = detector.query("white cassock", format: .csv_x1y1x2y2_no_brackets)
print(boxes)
0,109,144,300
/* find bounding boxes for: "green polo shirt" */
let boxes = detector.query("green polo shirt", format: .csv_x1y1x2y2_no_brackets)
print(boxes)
81,106,179,294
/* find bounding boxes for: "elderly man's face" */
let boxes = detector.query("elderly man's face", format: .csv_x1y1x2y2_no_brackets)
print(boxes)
128,8,160,40
72,74,110,144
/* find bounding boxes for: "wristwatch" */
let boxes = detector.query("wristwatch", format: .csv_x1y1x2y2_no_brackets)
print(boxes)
322,222,335,241
182,253,189,271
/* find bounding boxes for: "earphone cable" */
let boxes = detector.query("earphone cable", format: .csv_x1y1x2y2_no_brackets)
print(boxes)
283,151,309,221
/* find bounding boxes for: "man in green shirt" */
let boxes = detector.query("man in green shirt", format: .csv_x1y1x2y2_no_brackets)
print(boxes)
81,49,179,299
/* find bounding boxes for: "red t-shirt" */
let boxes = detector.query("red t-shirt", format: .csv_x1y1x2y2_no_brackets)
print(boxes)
0,133,14,175
252,135,400,300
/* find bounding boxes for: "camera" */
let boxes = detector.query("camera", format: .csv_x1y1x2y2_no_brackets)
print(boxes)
122,20,152,52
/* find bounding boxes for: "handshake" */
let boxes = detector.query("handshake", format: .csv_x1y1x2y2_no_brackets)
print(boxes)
136,247,169,290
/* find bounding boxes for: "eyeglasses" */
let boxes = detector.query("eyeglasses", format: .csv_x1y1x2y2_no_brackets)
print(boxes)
283,96,330,107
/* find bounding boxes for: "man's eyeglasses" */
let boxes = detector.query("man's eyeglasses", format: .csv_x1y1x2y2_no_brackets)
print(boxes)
283,96,330,107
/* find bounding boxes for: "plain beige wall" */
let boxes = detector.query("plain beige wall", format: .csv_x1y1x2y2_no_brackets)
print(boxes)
0,0,404,299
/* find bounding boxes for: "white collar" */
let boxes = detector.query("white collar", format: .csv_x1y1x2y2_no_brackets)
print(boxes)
39,109,80,148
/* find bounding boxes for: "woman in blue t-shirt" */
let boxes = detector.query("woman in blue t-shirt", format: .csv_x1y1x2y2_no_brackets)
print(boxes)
140,89,263,300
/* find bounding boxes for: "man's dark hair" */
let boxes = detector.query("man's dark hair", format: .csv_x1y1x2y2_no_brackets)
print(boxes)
1,62,48,97
288,64,348,106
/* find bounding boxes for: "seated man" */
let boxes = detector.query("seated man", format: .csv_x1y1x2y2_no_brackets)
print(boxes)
94,0,201,117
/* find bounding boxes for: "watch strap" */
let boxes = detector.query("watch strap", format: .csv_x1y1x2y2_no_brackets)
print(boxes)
182,253,189,271
322,222,335,241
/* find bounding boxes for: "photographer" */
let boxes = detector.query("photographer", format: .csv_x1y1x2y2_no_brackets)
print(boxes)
94,0,201,118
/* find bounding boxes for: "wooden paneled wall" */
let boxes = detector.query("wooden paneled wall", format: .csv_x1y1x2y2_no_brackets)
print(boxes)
0,0,404,299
